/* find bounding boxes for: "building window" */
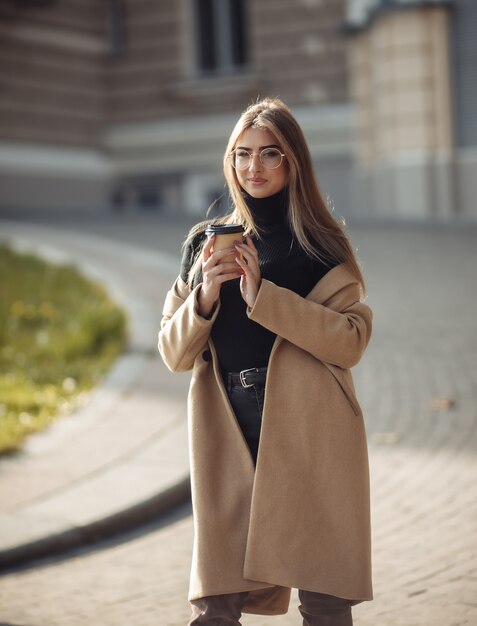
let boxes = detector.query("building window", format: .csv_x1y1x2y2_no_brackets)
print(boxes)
108,0,127,58
193,0,247,75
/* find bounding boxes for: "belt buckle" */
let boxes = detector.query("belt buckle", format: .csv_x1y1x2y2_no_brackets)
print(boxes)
239,367,257,388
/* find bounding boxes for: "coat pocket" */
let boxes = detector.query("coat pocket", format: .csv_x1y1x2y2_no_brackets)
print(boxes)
322,362,362,416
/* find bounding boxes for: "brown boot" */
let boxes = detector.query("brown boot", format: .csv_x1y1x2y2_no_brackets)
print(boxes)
298,590,353,626
188,591,249,625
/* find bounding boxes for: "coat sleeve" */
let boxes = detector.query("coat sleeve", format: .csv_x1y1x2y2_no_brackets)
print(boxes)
158,276,220,373
247,278,372,369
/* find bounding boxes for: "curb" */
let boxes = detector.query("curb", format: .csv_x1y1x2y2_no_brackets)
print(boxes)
0,477,191,573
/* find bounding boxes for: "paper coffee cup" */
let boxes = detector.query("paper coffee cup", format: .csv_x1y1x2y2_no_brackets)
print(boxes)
205,224,244,272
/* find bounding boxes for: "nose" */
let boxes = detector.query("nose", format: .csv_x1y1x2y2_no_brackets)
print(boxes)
248,152,262,172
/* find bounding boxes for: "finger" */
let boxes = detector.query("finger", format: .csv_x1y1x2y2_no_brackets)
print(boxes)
202,234,214,262
245,236,258,252
204,267,242,284
218,272,242,283
210,247,238,262
235,241,259,264
235,247,260,278
235,254,253,278
244,236,259,254
207,261,242,276
236,254,260,285
202,247,236,271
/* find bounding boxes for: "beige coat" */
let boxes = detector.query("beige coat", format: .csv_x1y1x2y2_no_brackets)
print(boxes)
158,263,373,616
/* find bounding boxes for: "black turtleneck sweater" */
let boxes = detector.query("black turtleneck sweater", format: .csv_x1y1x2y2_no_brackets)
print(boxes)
180,189,336,376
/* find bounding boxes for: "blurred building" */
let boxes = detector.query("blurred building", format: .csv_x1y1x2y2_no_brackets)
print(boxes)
346,0,476,220
0,0,475,220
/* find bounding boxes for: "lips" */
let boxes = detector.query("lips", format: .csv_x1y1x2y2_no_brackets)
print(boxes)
248,178,267,184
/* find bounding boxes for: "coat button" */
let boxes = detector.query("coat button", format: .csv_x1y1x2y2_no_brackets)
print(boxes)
202,350,212,362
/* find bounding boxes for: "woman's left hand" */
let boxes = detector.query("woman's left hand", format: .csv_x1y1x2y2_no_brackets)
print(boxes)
235,237,261,309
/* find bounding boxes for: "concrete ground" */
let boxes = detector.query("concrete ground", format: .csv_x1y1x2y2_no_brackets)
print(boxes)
0,213,476,625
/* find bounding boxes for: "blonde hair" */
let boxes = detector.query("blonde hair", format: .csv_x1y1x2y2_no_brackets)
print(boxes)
186,97,366,296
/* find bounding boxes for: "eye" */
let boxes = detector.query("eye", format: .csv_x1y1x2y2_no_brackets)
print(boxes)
235,149,250,158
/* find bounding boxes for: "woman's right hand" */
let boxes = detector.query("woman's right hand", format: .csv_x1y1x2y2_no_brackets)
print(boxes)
198,234,242,318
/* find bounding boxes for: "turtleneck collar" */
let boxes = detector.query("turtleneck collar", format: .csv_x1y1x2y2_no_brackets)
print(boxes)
242,187,289,230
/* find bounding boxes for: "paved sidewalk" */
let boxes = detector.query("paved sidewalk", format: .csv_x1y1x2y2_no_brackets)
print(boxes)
0,216,476,625
0,218,195,567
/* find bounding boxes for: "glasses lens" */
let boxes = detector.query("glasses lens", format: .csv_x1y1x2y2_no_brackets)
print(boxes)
260,148,282,169
233,149,251,170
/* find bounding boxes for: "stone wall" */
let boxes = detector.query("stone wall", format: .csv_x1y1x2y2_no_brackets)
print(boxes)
107,0,348,121
0,0,108,147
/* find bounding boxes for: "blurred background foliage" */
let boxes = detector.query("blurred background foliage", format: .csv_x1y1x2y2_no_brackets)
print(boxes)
0,245,127,454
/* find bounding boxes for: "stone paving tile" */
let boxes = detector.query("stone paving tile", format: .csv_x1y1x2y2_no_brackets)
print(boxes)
0,221,476,626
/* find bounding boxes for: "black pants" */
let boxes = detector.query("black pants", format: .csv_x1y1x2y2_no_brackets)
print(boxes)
225,374,265,465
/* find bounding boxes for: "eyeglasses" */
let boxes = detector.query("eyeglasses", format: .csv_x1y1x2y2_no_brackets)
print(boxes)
230,147,286,170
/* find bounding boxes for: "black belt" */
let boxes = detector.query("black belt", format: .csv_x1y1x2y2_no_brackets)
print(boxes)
227,367,267,389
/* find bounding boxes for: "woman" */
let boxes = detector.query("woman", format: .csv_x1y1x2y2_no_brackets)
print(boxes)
158,98,373,626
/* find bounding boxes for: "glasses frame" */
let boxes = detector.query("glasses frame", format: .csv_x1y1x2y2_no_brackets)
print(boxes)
230,147,286,170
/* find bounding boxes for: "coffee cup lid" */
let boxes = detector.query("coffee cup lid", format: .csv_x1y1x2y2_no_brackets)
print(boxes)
205,224,244,235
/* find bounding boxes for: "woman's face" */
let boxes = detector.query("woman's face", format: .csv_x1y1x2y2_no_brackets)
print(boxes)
234,127,288,199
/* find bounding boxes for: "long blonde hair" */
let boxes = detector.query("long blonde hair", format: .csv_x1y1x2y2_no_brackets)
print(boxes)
186,97,366,296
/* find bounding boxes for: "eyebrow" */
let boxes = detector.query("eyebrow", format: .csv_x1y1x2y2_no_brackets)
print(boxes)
235,144,281,150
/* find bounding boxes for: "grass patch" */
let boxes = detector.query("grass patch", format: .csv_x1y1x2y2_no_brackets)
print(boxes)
0,244,128,455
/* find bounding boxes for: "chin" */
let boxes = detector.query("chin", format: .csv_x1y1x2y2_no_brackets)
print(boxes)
246,187,273,198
